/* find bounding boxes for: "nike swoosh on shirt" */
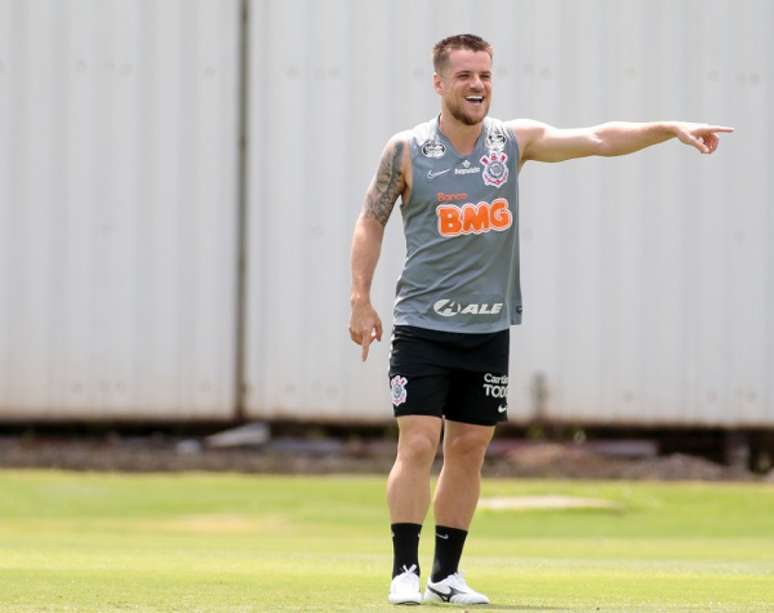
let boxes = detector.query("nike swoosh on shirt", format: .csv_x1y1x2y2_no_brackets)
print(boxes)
497,405,507,413
426,168,451,180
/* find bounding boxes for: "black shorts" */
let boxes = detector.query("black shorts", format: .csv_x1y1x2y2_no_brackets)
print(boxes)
388,325,510,426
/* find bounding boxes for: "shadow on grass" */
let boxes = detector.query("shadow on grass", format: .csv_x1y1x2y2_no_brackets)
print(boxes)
470,606,570,611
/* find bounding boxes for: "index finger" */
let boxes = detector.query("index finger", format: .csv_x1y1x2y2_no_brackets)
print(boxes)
361,331,372,362
702,125,735,133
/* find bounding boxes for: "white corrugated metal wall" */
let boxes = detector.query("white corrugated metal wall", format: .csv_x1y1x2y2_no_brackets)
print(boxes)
246,0,773,426
1,1,770,425
0,0,241,419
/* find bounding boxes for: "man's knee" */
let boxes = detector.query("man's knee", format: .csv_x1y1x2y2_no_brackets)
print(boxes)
397,431,439,467
443,429,492,465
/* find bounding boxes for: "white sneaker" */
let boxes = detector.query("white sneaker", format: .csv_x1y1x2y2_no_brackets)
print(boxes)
424,571,489,605
388,564,422,605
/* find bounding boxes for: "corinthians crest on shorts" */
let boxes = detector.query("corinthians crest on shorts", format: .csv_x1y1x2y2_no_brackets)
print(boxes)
390,375,408,407
480,150,509,187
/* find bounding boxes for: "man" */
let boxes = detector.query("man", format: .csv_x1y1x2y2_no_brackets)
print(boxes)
348,34,732,606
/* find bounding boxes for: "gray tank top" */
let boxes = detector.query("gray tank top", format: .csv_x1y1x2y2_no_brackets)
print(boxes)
393,116,522,333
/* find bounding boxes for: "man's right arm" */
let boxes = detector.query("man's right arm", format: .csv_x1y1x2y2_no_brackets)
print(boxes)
349,136,408,361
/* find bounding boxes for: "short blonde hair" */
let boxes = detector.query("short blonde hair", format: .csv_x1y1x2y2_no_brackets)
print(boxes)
432,34,493,74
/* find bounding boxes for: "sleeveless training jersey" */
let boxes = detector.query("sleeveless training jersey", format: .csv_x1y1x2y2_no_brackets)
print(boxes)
393,116,522,333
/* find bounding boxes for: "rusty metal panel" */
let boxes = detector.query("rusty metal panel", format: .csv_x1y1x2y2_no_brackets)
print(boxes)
0,0,241,420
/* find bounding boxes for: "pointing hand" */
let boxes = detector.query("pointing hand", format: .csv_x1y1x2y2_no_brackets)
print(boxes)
349,302,383,362
672,122,734,154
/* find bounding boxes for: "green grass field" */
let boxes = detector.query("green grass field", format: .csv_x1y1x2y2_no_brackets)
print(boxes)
1,470,773,612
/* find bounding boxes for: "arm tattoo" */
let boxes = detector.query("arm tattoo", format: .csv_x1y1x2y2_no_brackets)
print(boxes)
363,141,405,226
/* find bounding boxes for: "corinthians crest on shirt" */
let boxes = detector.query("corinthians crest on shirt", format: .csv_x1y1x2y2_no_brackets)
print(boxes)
480,150,509,187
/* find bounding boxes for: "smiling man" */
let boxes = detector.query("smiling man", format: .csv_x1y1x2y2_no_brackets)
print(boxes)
348,34,733,606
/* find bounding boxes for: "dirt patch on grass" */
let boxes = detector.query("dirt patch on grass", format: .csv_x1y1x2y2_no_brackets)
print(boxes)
0,435,764,481
478,495,623,511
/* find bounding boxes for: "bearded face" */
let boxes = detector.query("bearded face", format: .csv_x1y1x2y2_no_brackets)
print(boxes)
434,49,493,127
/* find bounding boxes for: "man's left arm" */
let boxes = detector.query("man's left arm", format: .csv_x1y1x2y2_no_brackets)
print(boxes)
510,119,734,167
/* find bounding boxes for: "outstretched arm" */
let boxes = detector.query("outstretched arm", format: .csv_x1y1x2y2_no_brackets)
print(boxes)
349,136,408,361
511,119,734,166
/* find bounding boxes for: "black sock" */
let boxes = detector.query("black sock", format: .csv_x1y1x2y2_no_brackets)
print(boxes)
391,523,422,578
431,525,468,582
